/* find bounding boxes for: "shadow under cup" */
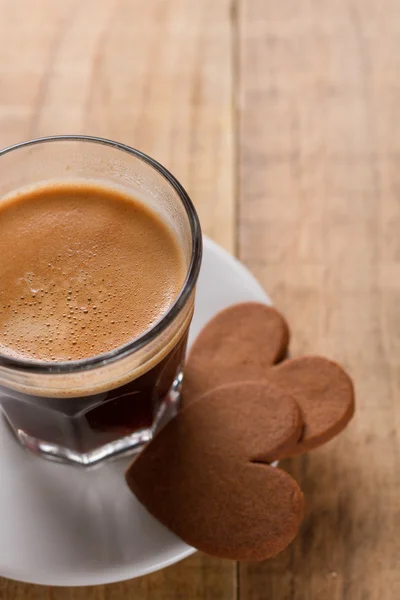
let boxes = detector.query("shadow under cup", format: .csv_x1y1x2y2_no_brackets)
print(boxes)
0,136,202,467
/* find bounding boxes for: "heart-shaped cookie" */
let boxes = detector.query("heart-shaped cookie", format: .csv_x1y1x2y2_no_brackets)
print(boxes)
182,303,355,456
182,302,289,402
268,356,355,455
126,382,304,561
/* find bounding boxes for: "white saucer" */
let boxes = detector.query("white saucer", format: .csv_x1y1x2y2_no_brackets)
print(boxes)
0,237,271,587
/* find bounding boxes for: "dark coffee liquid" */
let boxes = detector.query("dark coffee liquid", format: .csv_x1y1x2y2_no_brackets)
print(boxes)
1,332,188,454
0,182,188,456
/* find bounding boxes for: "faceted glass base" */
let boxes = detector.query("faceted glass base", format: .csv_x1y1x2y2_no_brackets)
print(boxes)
3,380,181,468
14,427,153,467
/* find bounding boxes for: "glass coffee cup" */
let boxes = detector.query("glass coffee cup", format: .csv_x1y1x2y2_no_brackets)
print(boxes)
0,136,202,467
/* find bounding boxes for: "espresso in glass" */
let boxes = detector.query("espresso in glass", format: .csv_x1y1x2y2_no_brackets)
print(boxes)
0,136,202,466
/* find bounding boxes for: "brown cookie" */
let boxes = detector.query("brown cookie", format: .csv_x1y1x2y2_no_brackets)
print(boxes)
182,302,355,456
182,303,289,403
126,382,304,561
268,356,355,456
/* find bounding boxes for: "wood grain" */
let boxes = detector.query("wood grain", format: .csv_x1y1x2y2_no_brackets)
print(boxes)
0,0,236,598
238,0,400,598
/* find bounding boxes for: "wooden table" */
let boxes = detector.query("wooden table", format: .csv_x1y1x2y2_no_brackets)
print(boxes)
1,0,399,598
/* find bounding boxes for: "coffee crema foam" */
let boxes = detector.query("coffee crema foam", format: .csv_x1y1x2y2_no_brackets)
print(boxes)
0,182,186,362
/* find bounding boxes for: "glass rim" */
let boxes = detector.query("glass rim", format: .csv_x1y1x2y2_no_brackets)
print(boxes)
0,135,202,374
